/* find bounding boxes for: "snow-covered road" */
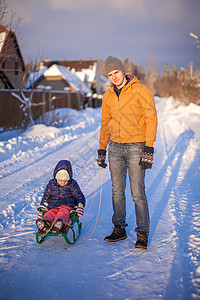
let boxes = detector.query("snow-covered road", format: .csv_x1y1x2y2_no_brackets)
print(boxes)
0,97,199,299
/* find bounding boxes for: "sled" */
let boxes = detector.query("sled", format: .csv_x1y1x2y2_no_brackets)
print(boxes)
36,208,82,245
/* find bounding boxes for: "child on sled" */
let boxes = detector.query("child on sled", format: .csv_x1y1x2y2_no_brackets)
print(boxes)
36,160,86,233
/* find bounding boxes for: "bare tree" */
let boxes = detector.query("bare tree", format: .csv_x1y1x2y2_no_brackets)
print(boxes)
0,0,22,30
0,0,24,78
0,0,7,24
163,63,169,77
11,90,48,125
171,64,177,77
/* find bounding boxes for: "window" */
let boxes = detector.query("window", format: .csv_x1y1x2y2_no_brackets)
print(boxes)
2,60,5,70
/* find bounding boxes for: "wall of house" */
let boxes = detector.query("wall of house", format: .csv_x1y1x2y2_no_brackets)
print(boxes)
2,35,24,89
0,78,5,89
36,77,71,90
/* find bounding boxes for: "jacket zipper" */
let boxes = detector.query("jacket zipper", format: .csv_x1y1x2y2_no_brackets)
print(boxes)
118,95,121,138
56,187,60,206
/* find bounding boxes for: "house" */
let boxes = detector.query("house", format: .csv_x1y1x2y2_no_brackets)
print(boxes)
0,25,25,89
41,59,105,94
25,64,92,94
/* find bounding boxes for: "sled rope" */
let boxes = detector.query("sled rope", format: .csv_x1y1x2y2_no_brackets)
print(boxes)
80,167,103,222
72,167,103,246
39,218,58,239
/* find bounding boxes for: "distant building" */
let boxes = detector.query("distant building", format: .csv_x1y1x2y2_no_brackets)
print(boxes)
25,63,92,94
41,59,105,94
0,25,25,89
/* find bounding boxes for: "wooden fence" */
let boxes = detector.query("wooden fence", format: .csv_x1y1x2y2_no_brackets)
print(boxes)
0,89,102,131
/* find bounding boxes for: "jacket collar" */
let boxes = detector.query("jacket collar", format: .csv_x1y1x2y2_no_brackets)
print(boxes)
110,75,139,94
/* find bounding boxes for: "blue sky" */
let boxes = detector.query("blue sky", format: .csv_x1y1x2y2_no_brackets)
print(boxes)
6,0,200,73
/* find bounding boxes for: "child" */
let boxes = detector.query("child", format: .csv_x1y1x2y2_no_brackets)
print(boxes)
36,160,86,233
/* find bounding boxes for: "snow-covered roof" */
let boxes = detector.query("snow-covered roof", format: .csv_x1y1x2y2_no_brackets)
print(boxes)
75,63,97,83
25,67,48,89
25,64,92,94
0,32,6,53
41,60,97,83
0,25,25,71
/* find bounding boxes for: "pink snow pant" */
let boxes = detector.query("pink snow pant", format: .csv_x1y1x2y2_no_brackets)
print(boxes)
43,205,72,226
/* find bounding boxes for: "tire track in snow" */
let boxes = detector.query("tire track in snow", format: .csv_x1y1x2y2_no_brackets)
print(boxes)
163,143,200,299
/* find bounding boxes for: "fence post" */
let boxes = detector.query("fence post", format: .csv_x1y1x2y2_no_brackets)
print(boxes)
92,93,97,108
48,89,52,111
97,94,103,107
76,93,82,110
67,92,71,108
42,89,46,115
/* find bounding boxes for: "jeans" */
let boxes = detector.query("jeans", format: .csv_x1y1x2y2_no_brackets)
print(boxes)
108,141,149,234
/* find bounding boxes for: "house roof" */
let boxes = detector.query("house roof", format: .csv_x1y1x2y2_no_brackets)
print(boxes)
0,25,9,53
0,70,14,88
42,59,97,72
25,66,48,89
25,64,92,94
42,59,98,83
0,31,7,53
45,64,92,93
0,25,25,71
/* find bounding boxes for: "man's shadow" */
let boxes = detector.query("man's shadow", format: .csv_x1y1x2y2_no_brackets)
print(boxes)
147,129,194,243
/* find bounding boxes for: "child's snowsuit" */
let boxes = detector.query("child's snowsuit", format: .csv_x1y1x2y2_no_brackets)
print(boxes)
40,160,85,226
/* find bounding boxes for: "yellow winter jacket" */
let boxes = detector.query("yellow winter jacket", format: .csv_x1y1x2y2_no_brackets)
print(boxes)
99,75,157,150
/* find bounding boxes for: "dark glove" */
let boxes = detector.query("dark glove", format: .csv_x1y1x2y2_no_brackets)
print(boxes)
139,146,154,170
37,201,48,212
96,149,107,168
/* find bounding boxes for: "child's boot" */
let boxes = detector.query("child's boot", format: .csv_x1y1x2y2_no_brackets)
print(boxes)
36,219,50,233
52,219,64,232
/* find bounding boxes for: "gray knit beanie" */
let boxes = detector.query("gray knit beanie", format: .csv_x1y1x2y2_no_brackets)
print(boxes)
104,56,125,76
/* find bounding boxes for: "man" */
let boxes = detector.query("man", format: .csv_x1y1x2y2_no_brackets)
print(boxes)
96,56,157,249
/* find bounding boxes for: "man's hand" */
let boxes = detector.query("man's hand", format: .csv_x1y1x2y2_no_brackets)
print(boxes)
96,149,107,168
139,146,154,170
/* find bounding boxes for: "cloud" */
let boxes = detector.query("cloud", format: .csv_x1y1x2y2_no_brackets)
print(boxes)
6,0,41,23
4,0,200,71
49,0,133,11
48,0,184,22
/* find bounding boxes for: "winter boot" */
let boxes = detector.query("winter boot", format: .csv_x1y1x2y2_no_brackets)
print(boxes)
135,231,148,249
104,225,127,242
52,219,64,233
36,219,50,233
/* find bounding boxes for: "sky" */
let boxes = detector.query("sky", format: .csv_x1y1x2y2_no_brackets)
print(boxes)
4,0,200,73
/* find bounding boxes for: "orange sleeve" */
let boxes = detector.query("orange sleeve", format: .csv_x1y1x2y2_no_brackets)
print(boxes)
139,85,158,147
99,95,112,150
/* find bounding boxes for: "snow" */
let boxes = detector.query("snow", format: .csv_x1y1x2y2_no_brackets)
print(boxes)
55,64,92,93
25,64,92,94
0,32,6,53
0,97,200,299
75,62,97,83
25,67,48,89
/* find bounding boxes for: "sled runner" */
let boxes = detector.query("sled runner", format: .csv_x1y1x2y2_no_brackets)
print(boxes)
36,208,82,245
